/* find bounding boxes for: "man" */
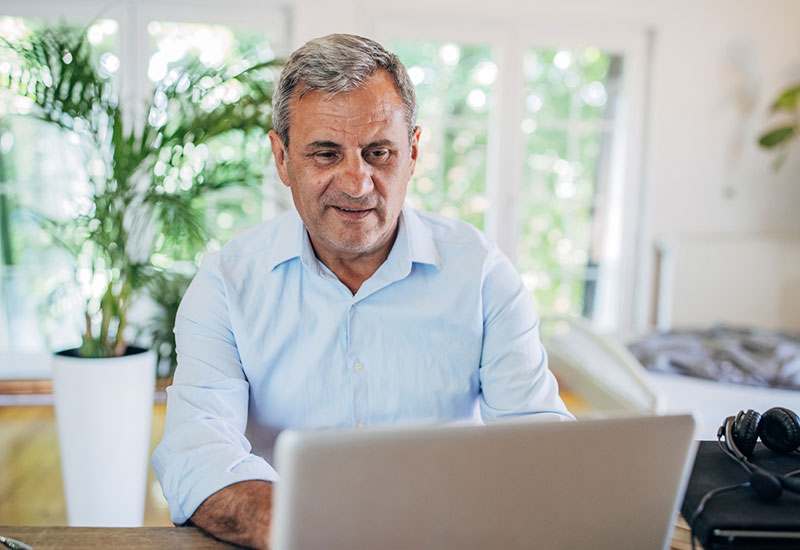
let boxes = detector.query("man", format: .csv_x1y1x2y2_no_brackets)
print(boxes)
152,34,572,549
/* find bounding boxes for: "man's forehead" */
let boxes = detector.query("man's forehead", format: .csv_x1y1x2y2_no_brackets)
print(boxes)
290,70,403,114
293,92,399,119
288,73,407,144
296,113,404,148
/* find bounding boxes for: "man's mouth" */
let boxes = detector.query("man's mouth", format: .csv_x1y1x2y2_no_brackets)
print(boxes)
331,205,373,219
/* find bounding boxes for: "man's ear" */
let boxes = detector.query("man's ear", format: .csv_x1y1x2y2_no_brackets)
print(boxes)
409,126,421,173
268,130,291,188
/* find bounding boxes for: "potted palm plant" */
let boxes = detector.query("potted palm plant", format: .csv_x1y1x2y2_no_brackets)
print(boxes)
1,22,280,526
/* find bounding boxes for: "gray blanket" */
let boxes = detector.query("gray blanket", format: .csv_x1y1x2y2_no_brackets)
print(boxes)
628,326,800,390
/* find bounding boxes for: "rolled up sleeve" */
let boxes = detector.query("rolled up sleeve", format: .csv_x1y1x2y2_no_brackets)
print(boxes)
151,257,278,525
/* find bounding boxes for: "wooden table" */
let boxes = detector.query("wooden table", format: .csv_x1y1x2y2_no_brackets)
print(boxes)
0,526,241,549
1,519,698,549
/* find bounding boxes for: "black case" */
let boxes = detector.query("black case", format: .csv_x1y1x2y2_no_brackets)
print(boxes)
681,441,800,549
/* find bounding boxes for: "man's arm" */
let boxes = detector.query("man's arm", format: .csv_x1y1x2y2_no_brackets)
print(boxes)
478,245,574,421
190,480,273,549
152,257,279,526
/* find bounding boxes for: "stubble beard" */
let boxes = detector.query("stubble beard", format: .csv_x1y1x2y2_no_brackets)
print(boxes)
318,200,393,258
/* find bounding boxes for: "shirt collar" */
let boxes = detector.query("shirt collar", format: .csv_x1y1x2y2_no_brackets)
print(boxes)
264,204,442,274
400,204,442,270
264,209,306,271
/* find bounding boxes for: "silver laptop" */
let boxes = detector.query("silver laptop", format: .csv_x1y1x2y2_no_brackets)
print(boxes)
271,414,697,550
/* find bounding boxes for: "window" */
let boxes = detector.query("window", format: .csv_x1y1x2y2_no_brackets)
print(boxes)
517,46,624,321
378,22,646,331
0,16,121,354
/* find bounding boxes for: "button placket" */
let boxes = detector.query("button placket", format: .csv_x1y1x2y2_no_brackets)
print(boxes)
348,301,369,431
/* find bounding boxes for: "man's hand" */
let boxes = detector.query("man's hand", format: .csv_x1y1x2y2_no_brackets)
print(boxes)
189,480,273,549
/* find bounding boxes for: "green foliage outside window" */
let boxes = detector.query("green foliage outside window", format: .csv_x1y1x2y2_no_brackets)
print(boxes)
518,47,621,317
392,41,622,320
390,41,493,230
146,22,290,250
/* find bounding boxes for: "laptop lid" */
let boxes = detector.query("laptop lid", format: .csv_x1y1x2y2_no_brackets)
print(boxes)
271,414,697,550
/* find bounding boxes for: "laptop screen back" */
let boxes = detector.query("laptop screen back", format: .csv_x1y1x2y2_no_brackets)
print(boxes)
271,414,696,550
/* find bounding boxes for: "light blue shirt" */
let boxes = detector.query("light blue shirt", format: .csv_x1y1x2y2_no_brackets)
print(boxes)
152,205,572,524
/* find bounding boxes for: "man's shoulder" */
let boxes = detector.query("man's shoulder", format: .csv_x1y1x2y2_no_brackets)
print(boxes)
204,210,299,267
406,207,497,269
405,207,516,281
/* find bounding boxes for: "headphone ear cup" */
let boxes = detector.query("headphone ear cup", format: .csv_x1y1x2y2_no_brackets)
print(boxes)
759,407,800,454
733,409,761,459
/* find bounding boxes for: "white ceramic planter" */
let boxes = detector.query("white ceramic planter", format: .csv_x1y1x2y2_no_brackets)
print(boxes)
52,347,156,527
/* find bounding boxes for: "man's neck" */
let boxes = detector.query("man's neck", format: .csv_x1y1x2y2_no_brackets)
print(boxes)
309,228,398,295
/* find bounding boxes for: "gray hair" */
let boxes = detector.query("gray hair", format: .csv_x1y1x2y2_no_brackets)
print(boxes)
271,34,418,147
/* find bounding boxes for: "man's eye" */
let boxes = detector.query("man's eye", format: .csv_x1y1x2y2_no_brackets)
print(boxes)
366,149,391,163
314,151,339,163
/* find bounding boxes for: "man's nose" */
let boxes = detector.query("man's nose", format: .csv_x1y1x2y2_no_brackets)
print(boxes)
337,153,374,198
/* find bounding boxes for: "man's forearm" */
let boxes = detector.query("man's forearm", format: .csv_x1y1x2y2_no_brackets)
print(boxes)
189,480,273,549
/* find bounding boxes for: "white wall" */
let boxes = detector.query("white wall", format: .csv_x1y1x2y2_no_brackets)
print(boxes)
641,0,800,331
669,237,800,330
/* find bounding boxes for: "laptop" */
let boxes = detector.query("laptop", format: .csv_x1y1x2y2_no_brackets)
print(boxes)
271,414,697,550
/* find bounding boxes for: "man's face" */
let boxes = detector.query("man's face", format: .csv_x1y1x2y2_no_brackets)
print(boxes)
269,70,420,264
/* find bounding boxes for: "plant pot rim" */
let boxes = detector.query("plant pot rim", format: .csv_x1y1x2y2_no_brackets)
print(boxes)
54,346,151,359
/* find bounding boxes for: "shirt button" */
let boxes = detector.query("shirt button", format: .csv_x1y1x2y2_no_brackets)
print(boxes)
357,421,366,430
354,362,364,373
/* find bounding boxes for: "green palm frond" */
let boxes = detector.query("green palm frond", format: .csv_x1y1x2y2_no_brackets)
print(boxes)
154,58,279,150
144,190,208,257
2,24,116,138
193,156,267,192
23,209,87,257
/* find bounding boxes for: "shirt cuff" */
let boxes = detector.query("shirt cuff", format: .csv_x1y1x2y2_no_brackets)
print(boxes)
173,453,280,525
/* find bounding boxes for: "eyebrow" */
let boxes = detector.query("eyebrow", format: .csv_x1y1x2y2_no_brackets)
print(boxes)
304,140,341,152
365,139,397,149
303,139,398,153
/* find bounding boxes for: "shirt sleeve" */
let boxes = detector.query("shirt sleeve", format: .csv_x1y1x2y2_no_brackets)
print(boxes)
478,245,575,423
151,256,279,525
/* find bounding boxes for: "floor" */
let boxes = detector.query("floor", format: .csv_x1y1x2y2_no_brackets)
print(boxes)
0,402,172,526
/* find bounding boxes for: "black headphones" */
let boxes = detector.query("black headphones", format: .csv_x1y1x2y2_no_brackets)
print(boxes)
717,407,800,501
